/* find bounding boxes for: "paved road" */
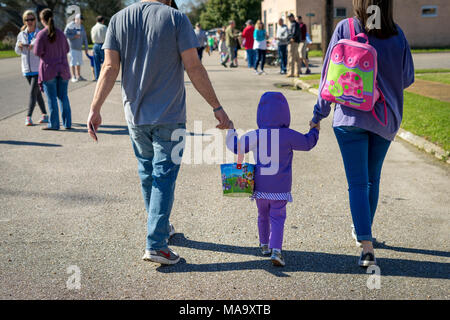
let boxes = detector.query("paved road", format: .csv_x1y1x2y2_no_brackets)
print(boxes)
0,56,95,120
0,53,449,299
2,52,449,121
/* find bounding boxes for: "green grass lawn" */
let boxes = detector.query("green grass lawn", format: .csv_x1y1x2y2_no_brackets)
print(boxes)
402,91,450,151
415,69,450,74
0,50,19,59
308,50,323,58
411,48,450,54
416,73,450,85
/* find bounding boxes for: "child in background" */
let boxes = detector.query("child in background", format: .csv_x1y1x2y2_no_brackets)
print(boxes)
226,92,319,266
218,33,228,66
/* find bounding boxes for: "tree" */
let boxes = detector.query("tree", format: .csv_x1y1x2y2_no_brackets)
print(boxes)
180,0,206,26
198,0,261,30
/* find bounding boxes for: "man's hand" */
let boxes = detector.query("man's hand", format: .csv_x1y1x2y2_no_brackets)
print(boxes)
18,42,23,50
309,120,320,131
214,108,231,130
87,110,102,141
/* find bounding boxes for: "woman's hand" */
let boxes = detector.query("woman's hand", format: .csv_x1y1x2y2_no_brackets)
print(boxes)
310,120,320,131
18,42,24,50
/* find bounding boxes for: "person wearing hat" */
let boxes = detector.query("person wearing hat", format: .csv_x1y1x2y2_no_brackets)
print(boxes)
286,13,301,78
64,13,89,82
242,19,256,68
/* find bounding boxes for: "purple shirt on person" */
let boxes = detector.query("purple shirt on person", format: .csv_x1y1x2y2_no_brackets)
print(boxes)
227,92,319,196
312,18,415,141
34,28,71,91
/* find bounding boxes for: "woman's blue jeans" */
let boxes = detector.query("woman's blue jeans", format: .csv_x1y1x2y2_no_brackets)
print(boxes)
42,76,71,129
128,122,186,251
334,126,391,242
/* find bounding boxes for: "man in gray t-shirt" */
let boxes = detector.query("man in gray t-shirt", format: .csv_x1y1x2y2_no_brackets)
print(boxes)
87,0,231,265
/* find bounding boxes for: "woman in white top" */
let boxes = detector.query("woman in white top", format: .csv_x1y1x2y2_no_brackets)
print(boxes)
15,10,48,126
253,20,267,75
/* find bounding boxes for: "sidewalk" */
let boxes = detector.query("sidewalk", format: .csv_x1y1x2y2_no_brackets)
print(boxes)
0,53,449,299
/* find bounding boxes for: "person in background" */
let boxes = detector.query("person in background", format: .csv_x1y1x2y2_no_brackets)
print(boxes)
15,10,48,126
34,8,72,131
242,20,256,68
276,18,289,75
208,35,215,52
195,23,207,61
64,14,89,83
222,20,240,68
218,32,228,66
297,16,311,74
286,13,301,78
253,20,267,75
91,16,108,81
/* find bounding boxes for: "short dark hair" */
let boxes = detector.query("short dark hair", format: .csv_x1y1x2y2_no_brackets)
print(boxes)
96,16,105,23
297,16,302,20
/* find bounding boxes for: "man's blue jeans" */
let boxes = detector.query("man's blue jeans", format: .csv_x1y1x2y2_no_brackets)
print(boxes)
278,45,287,73
42,76,71,129
93,43,104,81
128,122,186,251
246,49,256,68
334,126,391,242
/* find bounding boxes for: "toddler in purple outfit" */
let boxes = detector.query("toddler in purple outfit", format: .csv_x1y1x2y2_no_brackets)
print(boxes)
226,92,319,266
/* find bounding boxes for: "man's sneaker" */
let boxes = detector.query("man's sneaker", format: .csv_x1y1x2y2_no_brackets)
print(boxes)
142,248,180,265
351,225,363,248
39,115,49,124
270,250,285,267
260,244,271,256
305,68,312,75
358,251,377,267
78,76,87,81
169,224,176,238
221,62,228,68
71,77,78,83
25,116,33,126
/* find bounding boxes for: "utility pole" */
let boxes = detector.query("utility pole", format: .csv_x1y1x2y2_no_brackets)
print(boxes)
322,0,334,60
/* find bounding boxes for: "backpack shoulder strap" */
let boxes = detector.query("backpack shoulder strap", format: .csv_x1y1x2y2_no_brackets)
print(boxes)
348,18,356,40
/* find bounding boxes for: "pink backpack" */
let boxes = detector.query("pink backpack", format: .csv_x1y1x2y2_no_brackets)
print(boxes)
320,18,387,126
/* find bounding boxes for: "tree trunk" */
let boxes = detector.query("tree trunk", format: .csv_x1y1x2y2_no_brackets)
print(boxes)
322,0,334,61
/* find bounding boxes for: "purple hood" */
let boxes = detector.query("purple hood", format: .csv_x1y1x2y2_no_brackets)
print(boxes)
257,92,291,129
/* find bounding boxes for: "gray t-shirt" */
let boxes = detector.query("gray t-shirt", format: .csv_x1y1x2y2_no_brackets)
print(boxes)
103,2,199,125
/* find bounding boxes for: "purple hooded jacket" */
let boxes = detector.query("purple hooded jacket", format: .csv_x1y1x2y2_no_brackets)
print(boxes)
226,92,319,195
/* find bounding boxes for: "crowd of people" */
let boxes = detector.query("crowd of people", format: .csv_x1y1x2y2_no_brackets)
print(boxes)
15,9,107,128
194,14,313,77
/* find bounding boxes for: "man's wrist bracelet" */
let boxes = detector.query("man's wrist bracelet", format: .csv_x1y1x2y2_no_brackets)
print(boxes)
213,106,223,112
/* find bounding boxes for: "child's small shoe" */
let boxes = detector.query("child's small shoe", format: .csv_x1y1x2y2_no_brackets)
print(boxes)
260,244,271,256
271,249,285,267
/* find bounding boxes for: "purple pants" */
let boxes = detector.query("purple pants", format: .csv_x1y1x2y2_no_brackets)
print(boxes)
256,199,287,250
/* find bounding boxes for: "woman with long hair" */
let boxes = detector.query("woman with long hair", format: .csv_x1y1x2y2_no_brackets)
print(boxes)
253,20,267,75
311,0,414,267
15,10,48,126
34,8,72,130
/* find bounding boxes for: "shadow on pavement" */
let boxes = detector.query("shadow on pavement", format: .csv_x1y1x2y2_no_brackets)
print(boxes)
155,233,450,278
0,140,62,147
0,188,120,206
69,123,129,136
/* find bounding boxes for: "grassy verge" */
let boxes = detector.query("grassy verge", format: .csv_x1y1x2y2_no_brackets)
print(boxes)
411,48,450,54
415,69,450,74
308,50,323,58
402,91,450,151
0,50,19,59
416,73,450,85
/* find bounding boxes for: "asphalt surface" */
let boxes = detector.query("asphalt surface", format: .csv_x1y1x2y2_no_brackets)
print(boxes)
0,53,449,299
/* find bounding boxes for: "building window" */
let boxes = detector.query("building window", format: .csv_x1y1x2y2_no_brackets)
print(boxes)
334,7,347,18
268,23,274,38
421,6,438,17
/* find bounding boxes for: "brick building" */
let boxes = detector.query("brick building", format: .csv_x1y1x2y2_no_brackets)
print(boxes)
261,0,450,48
